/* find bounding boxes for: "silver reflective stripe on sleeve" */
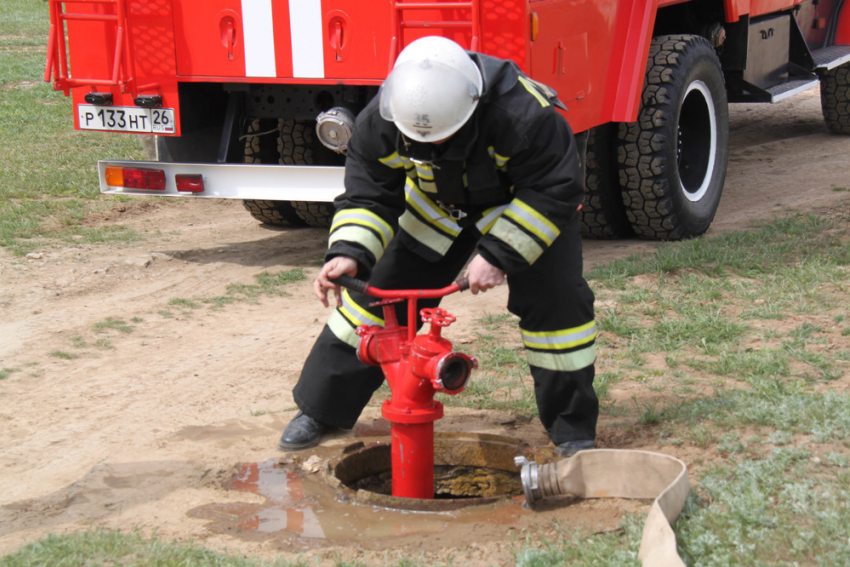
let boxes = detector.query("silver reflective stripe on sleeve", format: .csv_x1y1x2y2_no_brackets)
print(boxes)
328,226,385,262
489,217,544,264
339,289,384,327
475,204,509,235
327,309,359,348
330,208,394,247
503,199,560,246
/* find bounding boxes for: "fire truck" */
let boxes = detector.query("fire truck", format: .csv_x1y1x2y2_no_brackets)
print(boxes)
44,0,850,240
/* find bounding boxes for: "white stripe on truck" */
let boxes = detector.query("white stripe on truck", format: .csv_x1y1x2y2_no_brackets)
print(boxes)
289,0,325,78
241,0,277,77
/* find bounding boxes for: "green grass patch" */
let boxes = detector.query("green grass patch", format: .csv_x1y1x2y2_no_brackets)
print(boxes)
0,529,307,567
0,0,50,38
438,311,538,415
193,269,306,310
48,350,78,360
514,515,644,566
94,317,134,334
0,1,146,253
587,213,848,283
677,447,850,566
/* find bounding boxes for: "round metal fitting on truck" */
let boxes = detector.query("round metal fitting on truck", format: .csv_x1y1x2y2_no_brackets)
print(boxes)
315,107,356,153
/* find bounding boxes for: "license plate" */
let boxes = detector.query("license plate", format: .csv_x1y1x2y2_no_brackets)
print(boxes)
77,104,176,134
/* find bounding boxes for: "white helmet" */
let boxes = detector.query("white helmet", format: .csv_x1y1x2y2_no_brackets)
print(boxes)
380,36,483,142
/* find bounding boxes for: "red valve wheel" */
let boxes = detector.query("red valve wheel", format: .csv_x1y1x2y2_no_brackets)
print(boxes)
421,308,456,327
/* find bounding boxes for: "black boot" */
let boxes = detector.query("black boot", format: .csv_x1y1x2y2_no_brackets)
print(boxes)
554,439,595,457
278,411,335,451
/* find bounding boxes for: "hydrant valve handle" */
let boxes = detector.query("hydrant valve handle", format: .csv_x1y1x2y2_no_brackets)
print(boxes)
421,308,456,327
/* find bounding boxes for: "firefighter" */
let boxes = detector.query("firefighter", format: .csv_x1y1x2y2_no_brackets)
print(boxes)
280,36,598,457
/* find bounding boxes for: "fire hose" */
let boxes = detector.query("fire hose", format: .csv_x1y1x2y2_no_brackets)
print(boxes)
515,450,690,567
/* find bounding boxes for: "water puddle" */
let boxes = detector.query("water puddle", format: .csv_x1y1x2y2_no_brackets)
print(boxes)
189,433,546,548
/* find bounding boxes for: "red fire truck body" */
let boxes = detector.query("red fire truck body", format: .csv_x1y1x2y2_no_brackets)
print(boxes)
45,0,850,239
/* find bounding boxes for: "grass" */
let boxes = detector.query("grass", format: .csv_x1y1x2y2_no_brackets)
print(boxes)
167,268,305,314
0,0,147,256
0,368,17,380
0,529,308,567
39,268,306,361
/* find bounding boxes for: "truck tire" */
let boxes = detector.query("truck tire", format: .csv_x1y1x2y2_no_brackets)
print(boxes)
617,35,729,240
278,119,335,227
242,118,304,226
820,63,850,134
580,124,633,239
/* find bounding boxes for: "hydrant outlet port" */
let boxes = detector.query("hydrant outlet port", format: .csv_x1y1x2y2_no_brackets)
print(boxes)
432,352,477,393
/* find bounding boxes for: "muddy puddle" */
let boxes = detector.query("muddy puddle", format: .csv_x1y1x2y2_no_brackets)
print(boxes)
189,433,649,551
189,433,546,549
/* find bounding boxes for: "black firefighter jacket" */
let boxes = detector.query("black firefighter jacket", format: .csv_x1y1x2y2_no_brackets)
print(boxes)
325,52,584,279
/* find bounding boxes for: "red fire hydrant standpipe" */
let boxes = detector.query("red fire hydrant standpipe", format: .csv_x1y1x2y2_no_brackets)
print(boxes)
330,275,478,499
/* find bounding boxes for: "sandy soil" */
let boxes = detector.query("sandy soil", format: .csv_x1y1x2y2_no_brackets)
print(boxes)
1,87,849,566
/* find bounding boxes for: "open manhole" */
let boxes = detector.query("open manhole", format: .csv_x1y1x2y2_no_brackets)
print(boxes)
325,432,544,511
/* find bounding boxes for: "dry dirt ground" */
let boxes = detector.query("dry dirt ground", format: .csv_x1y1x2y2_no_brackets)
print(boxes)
1,88,849,566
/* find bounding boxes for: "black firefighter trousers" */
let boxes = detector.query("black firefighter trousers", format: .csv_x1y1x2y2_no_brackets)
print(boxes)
292,219,598,445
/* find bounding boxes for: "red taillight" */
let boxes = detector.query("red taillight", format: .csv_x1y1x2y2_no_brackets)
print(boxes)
175,174,204,193
104,166,165,190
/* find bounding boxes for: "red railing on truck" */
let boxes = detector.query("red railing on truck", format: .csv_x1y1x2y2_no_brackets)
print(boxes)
44,0,152,98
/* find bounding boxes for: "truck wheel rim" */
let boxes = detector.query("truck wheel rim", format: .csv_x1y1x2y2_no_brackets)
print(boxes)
677,80,717,203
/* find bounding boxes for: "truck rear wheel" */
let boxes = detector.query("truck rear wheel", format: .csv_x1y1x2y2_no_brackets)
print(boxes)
618,35,729,240
277,119,336,227
242,118,304,226
580,124,633,239
820,63,850,134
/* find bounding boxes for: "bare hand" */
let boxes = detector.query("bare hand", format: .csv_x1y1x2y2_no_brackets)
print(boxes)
463,254,505,295
315,256,359,307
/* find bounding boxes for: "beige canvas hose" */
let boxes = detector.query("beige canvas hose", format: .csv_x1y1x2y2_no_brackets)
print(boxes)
515,449,690,567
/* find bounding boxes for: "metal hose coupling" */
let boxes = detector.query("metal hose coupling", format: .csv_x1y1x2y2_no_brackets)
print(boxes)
514,456,555,507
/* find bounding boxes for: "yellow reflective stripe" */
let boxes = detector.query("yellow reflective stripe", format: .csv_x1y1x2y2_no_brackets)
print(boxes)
526,343,597,372
489,217,544,264
328,226,385,262
518,76,550,108
487,146,510,167
413,162,434,180
327,310,359,348
331,208,394,247
399,210,454,256
475,204,508,235
503,199,560,246
340,289,384,327
521,321,598,350
404,178,461,236
379,152,405,169
414,161,438,193
418,180,438,193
